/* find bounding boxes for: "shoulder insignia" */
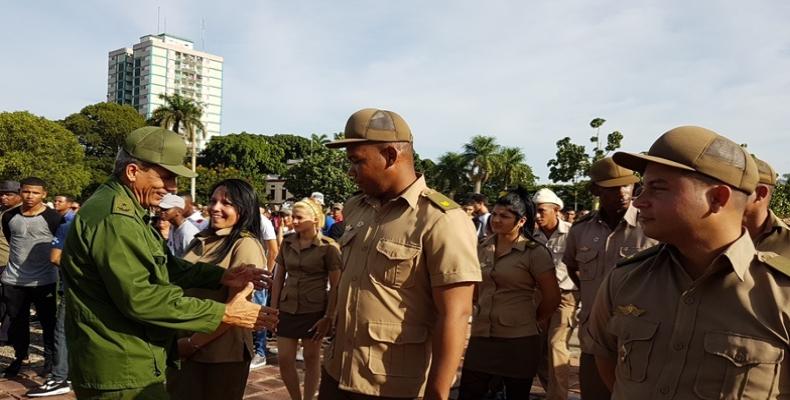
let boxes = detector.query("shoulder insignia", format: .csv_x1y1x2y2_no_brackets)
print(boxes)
240,230,255,238
616,244,662,268
423,190,460,212
321,236,336,245
111,197,135,217
762,253,790,278
525,238,538,249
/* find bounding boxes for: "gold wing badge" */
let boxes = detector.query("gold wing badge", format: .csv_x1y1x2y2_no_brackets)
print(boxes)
616,304,646,317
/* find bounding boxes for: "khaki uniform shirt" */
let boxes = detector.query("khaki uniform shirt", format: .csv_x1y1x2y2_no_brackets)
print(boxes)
562,206,657,353
323,176,481,398
754,210,790,258
182,229,265,363
276,233,341,314
533,220,576,291
473,234,554,338
587,233,790,399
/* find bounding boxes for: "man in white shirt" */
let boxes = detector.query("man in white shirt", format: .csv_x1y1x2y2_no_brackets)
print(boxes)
532,188,577,400
159,194,199,258
251,209,280,369
181,193,209,231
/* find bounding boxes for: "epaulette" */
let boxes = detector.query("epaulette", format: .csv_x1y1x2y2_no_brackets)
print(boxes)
422,190,460,212
525,238,539,249
616,245,662,268
240,230,255,238
761,253,790,278
111,196,135,217
320,236,336,245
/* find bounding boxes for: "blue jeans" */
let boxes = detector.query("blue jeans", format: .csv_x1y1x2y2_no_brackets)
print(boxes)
52,286,68,380
252,289,269,356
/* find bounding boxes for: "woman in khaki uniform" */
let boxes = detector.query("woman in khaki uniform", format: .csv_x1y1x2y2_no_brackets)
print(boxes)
167,179,266,400
271,199,341,400
460,189,561,400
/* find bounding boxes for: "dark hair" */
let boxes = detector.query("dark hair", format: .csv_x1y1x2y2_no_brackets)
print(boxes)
201,179,261,264
494,187,536,237
469,193,488,205
20,177,47,190
55,194,73,202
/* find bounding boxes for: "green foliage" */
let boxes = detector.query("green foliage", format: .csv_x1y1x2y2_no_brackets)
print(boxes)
176,165,267,205
201,133,286,176
0,111,90,196
547,137,590,183
590,118,606,129
431,152,471,198
771,183,790,218
148,93,204,140
282,148,356,204
61,102,146,195
265,134,314,162
463,135,500,193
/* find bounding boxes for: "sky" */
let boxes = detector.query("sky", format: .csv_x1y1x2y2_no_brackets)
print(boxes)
2,1,790,182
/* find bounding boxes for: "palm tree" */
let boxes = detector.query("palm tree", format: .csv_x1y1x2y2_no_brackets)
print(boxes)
434,152,468,198
493,147,526,190
310,133,330,148
149,93,205,198
463,135,500,193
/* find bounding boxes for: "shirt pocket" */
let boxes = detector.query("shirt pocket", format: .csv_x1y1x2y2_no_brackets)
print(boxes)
373,239,421,288
607,315,659,383
693,331,784,400
366,321,428,378
575,249,599,281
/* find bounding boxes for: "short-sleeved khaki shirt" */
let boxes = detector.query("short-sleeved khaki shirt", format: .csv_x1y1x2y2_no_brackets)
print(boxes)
275,233,341,314
562,206,657,353
587,233,790,399
472,234,554,338
533,220,576,291
323,176,481,398
753,210,790,258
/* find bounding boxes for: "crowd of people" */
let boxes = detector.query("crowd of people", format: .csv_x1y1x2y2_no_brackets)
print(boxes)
0,108,788,400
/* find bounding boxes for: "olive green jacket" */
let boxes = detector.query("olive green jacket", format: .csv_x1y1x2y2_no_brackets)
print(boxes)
61,178,226,390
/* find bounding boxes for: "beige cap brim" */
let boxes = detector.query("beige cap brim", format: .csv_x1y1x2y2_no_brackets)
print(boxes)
594,174,641,188
325,138,371,149
613,152,696,175
161,163,197,178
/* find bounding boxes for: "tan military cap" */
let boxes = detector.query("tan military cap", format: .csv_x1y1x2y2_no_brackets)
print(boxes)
753,156,777,185
326,108,413,148
588,157,640,187
613,126,758,193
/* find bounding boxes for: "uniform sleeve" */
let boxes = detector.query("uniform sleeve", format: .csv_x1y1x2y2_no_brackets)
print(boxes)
92,216,225,333
424,208,482,287
562,227,579,271
228,237,266,269
586,270,619,359
324,242,341,271
529,245,556,277
167,256,225,290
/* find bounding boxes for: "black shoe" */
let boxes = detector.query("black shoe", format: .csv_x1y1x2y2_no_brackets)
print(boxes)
3,358,23,378
39,360,53,377
26,378,72,397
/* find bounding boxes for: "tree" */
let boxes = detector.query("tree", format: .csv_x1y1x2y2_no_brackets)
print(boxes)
265,134,314,162
547,137,590,210
492,147,532,190
0,112,90,196
463,135,500,193
433,152,470,198
149,93,205,198
201,133,286,176
310,133,330,149
282,148,356,204
61,102,146,194
176,165,267,205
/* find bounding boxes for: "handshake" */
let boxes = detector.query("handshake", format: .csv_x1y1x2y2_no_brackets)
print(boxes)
220,265,279,331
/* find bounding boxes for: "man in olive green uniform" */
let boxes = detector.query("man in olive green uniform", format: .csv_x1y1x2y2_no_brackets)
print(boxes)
588,126,790,398
562,157,657,400
319,109,482,400
743,156,790,257
61,127,277,399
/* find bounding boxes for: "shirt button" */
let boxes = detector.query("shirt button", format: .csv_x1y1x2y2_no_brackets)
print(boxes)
658,386,669,395
673,343,685,351
351,276,357,282
683,296,695,305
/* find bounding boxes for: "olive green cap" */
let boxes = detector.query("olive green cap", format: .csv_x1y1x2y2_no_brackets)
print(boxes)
753,156,777,185
123,126,196,178
613,126,758,193
588,157,640,187
326,108,413,148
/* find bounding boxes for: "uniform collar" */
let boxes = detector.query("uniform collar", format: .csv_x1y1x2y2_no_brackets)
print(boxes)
107,177,148,220
558,220,571,233
195,227,232,240
764,210,789,237
363,175,426,210
284,231,323,249
533,220,570,241
484,234,530,255
718,231,757,281
623,205,639,227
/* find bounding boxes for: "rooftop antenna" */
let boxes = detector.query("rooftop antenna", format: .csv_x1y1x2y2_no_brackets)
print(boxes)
157,6,161,33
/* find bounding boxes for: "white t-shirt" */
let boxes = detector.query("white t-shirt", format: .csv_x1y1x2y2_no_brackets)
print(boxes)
168,220,201,258
260,215,276,241
188,211,209,231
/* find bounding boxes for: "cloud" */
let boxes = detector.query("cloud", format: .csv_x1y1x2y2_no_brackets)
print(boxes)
2,0,790,181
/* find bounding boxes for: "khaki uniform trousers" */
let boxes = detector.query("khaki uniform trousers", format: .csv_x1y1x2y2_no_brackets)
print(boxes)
537,291,578,400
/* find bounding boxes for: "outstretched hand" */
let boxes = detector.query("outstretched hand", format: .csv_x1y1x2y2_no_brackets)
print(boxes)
221,264,272,290
223,283,279,330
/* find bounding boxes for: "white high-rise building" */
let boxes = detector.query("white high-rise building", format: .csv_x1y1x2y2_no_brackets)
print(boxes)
107,33,223,149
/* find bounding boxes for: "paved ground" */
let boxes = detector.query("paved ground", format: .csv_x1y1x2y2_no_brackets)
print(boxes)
0,326,581,399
